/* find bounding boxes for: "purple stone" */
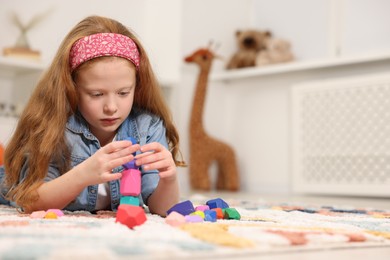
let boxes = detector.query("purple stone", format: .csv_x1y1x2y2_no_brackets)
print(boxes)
206,198,229,209
123,160,136,170
185,215,203,223
166,200,195,216
122,136,138,169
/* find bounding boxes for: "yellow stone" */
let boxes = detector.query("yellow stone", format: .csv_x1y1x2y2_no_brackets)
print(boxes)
190,210,205,219
44,212,58,219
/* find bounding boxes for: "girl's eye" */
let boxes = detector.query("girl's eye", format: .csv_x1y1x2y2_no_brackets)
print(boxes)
119,91,130,96
90,93,103,97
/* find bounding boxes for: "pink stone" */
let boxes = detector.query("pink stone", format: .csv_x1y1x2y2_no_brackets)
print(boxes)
120,169,141,196
30,210,46,219
165,211,186,227
195,205,210,212
46,209,64,217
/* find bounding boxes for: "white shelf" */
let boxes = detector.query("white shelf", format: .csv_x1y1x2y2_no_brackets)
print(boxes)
211,51,390,82
0,56,46,75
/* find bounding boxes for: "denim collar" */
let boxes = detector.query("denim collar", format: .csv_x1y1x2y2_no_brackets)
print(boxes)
66,111,89,134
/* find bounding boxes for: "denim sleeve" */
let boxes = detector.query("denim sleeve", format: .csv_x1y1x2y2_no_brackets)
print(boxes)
19,157,61,183
0,158,62,207
0,166,10,205
140,116,167,205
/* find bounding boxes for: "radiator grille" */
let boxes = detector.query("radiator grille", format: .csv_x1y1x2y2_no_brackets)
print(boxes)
292,73,390,196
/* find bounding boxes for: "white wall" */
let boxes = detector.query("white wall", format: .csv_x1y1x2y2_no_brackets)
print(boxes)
342,0,390,56
252,0,390,59
176,0,390,195
253,0,330,60
0,0,181,85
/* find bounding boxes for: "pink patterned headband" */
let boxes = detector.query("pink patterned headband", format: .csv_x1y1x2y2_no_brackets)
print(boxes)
69,33,140,71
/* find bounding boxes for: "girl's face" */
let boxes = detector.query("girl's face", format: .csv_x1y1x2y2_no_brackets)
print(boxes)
75,57,136,145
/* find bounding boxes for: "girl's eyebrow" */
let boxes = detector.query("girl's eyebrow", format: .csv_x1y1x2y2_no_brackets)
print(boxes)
83,85,133,91
116,86,133,92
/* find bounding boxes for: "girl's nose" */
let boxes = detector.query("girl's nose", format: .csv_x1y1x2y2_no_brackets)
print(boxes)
103,98,118,114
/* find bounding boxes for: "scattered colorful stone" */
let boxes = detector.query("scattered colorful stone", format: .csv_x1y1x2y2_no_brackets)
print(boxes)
46,209,64,217
166,200,195,216
165,211,186,227
44,212,58,219
30,210,47,219
30,209,64,219
165,198,241,226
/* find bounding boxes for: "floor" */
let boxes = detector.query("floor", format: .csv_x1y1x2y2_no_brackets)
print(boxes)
185,190,390,211
184,190,390,260
224,247,390,260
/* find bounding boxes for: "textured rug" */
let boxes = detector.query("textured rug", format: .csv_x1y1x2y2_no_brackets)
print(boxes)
1,195,390,259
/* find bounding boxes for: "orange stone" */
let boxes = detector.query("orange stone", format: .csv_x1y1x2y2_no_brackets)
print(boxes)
44,212,58,219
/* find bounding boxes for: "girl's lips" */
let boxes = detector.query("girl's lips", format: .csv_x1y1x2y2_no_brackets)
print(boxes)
101,118,118,126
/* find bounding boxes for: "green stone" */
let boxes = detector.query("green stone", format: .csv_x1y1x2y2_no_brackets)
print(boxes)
224,208,241,220
120,196,140,206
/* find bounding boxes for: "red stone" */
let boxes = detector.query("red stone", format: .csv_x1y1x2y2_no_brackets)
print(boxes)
116,204,146,228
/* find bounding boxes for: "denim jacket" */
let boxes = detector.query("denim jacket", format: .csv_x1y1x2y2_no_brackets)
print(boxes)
0,107,164,211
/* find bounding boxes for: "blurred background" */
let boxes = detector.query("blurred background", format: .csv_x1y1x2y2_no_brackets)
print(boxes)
1,0,390,197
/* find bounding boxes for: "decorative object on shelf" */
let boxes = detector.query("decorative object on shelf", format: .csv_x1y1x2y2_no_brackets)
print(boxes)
256,38,294,66
226,29,271,70
184,46,239,191
3,47,40,61
2,10,50,61
0,102,19,118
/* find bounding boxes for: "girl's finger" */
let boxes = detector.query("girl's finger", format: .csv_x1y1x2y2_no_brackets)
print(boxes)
134,151,154,159
106,155,135,170
109,144,140,160
143,154,174,170
136,151,169,166
103,172,123,182
140,142,164,153
104,140,133,153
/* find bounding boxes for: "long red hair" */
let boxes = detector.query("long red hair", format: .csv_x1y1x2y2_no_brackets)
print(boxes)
3,15,184,209
0,143,4,166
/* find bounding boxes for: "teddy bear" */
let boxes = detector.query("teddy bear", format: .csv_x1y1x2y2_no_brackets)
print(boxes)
226,29,271,70
255,38,294,66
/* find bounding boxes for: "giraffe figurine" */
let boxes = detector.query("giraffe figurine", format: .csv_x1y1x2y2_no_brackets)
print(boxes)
184,47,239,191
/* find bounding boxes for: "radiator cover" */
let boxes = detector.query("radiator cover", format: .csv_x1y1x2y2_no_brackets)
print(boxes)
292,73,390,196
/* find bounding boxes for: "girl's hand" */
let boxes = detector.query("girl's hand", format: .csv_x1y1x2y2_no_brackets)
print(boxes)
78,140,140,186
135,142,176,181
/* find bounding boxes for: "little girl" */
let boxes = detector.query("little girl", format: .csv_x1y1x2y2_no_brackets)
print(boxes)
0,15,184,216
